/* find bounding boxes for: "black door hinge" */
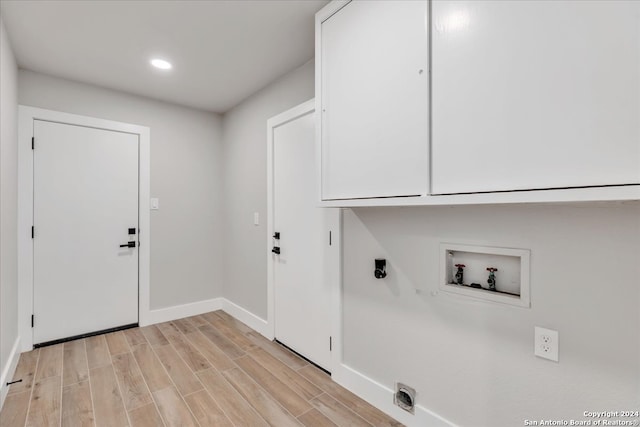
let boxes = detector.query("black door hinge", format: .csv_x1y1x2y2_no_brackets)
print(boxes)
329,231,332,246
31,226,34,239
31,137,34,150
31,315,34,328
329,336,332,351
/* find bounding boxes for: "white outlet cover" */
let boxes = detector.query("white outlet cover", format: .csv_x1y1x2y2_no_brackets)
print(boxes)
535,326,559,362
150,198,159,210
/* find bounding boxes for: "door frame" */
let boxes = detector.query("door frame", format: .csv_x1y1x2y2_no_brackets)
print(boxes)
18,106,151,352
266,99,342,373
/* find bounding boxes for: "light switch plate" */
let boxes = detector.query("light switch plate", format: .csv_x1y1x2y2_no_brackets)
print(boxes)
534,326,559,362
254,212,259,226
150,198,159,210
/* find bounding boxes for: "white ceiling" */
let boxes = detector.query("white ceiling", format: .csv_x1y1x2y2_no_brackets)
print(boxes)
0,0,328,113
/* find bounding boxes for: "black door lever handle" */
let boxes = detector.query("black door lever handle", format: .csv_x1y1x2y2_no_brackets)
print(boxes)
120,242,136,248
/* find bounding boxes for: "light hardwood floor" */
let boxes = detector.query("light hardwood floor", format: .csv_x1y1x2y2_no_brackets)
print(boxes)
0,310,403,427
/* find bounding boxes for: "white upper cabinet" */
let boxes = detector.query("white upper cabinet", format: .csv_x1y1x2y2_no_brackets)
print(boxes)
317,0,429,200
431,1,640,194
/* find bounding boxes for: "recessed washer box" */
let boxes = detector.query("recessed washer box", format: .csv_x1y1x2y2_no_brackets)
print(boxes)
439,243,531,308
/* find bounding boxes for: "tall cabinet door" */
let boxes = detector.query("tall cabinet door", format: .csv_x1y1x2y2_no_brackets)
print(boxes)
431,1,640,194
319,0,429,200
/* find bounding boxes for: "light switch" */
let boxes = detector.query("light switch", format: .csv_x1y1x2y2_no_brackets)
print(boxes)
254,212,259,226
150,198,159,210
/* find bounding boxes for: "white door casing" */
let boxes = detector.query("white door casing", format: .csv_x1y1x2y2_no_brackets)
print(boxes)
267,100,341,372
33,120,139,344
18,106,150,351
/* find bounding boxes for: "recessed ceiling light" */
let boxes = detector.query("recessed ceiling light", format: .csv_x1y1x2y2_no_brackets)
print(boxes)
150,59,172,70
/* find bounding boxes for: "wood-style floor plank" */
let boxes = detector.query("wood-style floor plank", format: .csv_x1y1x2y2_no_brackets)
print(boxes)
198,324,245,359
155,322,181,342
235,355,312,417
299,365,402,426
111,352,153,411
171,334,211,372
183,389,233,427
298,408,339,427
184,331,235,371
209,318,257,352
26,376,62,427
139,325,169,347
85,335,111,370
298,364,340,393
35,343,63,381
7,348,39,396
247,331,308,370
200,311,224,325
63,340,88,387
89,365,129,427
61,380,94,427
128,403,164,427
250,347,322,400
152,387,198,427
310,393,372,427
345,396,403,427
222,367,301,427
131,344,172,392
214,311,252,333
0,311,402,427
153,344,203,396
156,322,210,372
185,315,208,328
0,391,30,427
123,328,147,348
197,368,268,427
172,318,197,335
105,332,130,356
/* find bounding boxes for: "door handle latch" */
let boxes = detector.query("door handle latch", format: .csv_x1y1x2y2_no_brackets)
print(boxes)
272,246,280,255
120,241,136,248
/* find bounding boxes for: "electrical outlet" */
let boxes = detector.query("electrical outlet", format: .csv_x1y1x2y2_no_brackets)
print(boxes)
534,327,559,362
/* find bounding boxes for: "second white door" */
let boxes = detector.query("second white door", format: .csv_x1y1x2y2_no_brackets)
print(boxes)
33,120,139,345
273,107,334,371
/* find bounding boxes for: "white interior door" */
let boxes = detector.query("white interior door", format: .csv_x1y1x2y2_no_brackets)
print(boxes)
33,120,139,345
273,110,333,370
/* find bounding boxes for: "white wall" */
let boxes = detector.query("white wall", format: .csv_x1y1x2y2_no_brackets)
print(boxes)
18,70,224,310
221,60,314,318
0,15,19,399
342,204,640,426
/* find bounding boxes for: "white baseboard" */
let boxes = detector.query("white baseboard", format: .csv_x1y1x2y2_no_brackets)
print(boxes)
0,337,22,410
144,297,269,341
221,299,270,338
333,363,455,427
145,297,223,326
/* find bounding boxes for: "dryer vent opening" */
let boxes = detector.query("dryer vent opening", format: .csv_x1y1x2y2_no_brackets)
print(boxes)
394,383,416,414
